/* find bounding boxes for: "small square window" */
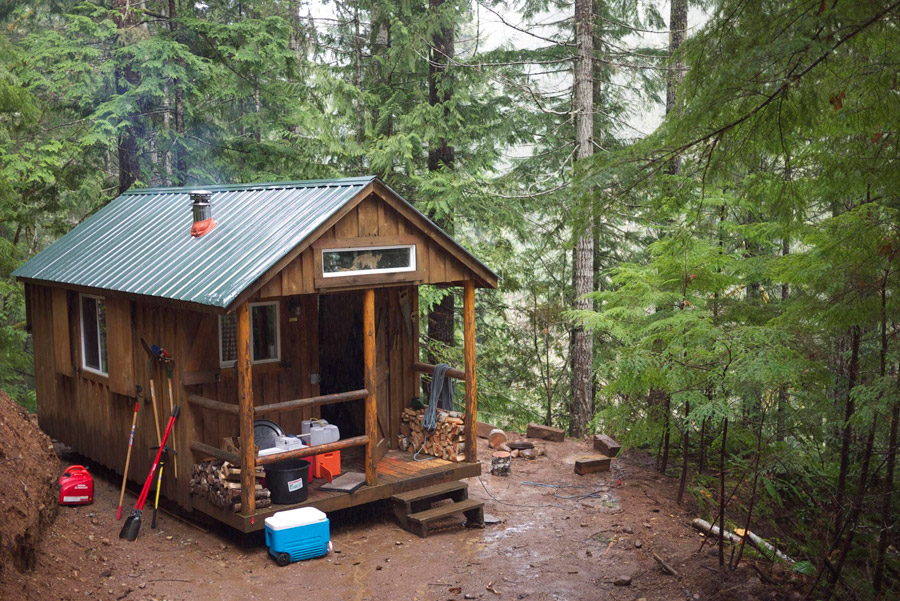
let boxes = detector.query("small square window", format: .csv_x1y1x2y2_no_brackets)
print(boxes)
80,294,108,375
219,302,280,367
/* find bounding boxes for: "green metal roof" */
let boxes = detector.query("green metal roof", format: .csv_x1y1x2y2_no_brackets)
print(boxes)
14,177,376,309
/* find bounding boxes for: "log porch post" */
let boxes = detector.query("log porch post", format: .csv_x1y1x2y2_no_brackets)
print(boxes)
363,288,378,486
463,280,478,463
236,302,256,515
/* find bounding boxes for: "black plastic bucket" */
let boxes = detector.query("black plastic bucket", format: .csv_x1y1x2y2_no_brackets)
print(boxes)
265,458,311,505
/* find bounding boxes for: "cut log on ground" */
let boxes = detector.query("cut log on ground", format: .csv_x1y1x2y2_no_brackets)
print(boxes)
488,429,508,449
592,434,621,457
491,451,511,476
526,423,565,442
475,421,498,439
574,454,611,475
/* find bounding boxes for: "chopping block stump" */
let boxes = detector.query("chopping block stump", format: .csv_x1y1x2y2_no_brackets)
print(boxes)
392,481,484,538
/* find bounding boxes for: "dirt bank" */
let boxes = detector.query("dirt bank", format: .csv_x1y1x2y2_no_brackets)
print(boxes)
0,390,59,578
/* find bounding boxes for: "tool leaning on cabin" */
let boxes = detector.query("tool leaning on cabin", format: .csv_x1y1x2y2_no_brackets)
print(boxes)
116,396,141,520
150,445,173,529
120,404,180,542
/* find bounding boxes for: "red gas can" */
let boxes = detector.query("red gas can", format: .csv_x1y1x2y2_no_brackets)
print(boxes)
58,465,93,505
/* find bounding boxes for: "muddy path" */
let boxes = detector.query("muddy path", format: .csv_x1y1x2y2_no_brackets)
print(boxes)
3,435,792,601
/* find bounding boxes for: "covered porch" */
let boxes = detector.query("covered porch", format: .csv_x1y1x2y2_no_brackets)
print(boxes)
185,281,481,527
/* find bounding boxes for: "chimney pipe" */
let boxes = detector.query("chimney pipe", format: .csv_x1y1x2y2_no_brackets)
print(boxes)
190,190,216,237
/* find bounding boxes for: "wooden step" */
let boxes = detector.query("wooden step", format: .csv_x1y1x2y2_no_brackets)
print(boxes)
392,481,467,505
404,498,484,538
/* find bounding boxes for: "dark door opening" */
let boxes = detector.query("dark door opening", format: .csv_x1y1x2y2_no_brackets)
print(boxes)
318,292,365,437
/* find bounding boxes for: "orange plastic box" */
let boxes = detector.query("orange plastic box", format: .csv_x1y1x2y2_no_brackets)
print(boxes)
312,451,341,482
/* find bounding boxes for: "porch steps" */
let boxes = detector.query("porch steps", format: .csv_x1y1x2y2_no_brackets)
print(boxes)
391,481,484,538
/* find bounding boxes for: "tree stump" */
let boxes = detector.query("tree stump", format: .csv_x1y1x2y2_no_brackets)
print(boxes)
491,451,512,476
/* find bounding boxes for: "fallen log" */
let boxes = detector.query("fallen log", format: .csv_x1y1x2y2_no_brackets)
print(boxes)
691,519,794,564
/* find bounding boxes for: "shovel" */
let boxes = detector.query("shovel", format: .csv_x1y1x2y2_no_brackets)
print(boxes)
120,405,180,542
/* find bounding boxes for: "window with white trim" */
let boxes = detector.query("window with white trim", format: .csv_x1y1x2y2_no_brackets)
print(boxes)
219,302,281,367
80,294,108,375
321,244,416,278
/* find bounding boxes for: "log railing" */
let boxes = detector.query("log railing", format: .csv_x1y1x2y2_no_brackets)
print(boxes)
412,362,466,380
253,389,368,417
255,435,369,466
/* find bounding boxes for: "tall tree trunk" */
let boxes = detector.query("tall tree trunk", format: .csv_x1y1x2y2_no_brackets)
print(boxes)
168,0,185,185
834,325,860,536
666,0,687,173
873,273,895,598
114,0,141,194
823,416,877,601
777,238,790,441
569,0,594,438
699,414,707,474
426,0,456,363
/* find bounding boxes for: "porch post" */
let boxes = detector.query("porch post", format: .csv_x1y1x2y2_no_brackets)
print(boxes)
463,280,478,463
236,302,256,515
363,288,378,486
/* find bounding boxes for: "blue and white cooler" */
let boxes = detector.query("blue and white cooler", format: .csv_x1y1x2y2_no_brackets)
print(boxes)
265,507,332,566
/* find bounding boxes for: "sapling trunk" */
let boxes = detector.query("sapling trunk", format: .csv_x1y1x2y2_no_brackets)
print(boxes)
731,407,765,570
872,277,895,598
834,325,860,536
660,393,671,474
719,416,728,569
677,400,690,505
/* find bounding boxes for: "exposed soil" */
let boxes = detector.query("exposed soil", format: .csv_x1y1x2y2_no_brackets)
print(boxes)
1,419,801,601
0,390,59,578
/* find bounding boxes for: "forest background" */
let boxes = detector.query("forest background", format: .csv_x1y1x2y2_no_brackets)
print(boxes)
1,0,898,598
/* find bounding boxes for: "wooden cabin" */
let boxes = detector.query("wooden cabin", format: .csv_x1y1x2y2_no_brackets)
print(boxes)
14,176,498,532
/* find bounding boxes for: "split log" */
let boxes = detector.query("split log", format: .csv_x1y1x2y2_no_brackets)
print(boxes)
526,423,565,442
593,434,622,458
733,527,795,564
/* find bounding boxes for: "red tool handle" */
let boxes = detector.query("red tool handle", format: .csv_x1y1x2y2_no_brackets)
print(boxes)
63,465,87,477
134,406,180,511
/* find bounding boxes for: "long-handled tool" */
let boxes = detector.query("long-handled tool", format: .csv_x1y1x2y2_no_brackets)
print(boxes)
116,397,141,520
120,405,180,542
165,367,179,480
150,445,170,529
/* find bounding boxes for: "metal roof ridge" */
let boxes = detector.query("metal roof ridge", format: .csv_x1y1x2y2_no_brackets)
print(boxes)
120,175,377,195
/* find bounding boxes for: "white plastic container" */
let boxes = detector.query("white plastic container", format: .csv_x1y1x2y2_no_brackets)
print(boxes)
302,419,329,435
323,424,340,443
275,435,305,451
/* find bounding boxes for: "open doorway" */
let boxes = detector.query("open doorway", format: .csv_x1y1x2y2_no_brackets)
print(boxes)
318,291,365,437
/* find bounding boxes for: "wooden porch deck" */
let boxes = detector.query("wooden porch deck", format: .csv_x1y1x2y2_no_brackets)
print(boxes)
191,449,481,532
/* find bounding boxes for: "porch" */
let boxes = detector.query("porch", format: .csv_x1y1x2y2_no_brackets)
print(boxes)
190,449,481,533
184,282,480,523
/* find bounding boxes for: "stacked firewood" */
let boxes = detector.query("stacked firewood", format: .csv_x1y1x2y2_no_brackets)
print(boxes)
189,460,272,513
397,407,466,462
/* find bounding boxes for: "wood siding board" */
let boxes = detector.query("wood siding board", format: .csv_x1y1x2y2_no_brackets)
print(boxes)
51,287,73,376
358,196,379,237
107,297,136,397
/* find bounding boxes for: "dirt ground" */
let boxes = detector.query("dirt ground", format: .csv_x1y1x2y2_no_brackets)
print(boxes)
2,428,800,601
